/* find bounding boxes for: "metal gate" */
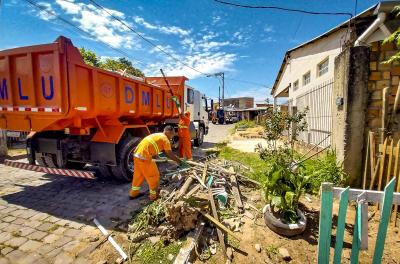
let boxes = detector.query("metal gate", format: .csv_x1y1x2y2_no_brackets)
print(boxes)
295,79,333,147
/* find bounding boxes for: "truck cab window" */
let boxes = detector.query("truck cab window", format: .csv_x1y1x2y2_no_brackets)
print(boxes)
187,88,194,104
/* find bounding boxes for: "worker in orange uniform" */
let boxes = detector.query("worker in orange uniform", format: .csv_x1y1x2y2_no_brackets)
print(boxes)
129,126,183,201
178,111,192,160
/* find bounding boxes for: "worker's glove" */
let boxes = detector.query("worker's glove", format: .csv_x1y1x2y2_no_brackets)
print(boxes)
171,96,181,108
179,159,190,169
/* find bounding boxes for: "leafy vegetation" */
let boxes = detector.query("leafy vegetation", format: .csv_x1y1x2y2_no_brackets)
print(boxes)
129,200,165,233
79,47,145,77
216,145,266,182
302,150,345,193
234,120,257,129
131,240,183,264
382,6,400,64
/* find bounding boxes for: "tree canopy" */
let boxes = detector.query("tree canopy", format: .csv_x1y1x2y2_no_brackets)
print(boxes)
79,47,145,78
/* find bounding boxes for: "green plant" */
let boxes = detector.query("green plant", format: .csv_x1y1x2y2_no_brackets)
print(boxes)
234,120,256,129
258,108,309,223
302,150,346,193
382,6,400,64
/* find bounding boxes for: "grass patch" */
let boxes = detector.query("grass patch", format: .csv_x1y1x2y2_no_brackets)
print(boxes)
217,146,266,183
132,240,183,264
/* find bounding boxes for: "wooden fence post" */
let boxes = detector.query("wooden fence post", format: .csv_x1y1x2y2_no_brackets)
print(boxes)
333,187,349,264
317,182,333,264
373,177,396,264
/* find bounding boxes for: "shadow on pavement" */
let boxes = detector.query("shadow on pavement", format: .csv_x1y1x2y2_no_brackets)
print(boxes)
1,169,150,231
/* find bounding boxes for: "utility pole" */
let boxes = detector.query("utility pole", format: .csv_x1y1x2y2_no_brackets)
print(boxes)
221,72,225,110
218,86,221,109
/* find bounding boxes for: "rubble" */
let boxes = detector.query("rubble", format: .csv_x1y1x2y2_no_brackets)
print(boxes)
128,154,259,262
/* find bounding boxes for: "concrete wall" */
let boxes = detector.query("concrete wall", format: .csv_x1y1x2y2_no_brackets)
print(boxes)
274,28,347,104
332,46,370,186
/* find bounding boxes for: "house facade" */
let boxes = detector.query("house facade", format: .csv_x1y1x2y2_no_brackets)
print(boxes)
271,1,400,185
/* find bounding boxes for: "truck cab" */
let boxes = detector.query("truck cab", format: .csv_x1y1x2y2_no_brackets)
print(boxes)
182,85,209,146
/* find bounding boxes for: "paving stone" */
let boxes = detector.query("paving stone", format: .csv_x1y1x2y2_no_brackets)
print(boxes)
67,222,84,230
64,228,82,238
1,216,16,223
8,210,25,217
0,222,10,231
4,250,25,263
45,216,61,223
19,240,43,252
27,230,48,241
0,232,12,244
19,210,39,219
3,224,21,233
72,257,88,264
23,220,43,228
0,247,13,255
62,240,82,253
53,227,66,235
37,244,56,255
54,236,73,247
30,213,50,221
46,247,63,258
0,257,10,264
37,222,54,232
54,252,74,264
1,208,17,214
43,234,61,244
54,219,71,227
12,218,26,225
18,226,36,236
5,237,28,248
18,253,47,264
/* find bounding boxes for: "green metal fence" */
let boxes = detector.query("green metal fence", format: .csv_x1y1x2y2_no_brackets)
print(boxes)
317,178,400,264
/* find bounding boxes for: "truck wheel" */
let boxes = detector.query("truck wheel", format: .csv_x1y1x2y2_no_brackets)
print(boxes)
110,135,140,182
36,156,47,167
194,126,204,147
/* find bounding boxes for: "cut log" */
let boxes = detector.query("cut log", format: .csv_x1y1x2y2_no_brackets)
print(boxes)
176,177,194,199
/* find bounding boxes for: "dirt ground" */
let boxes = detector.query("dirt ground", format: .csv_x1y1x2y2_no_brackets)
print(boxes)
197,187,400,264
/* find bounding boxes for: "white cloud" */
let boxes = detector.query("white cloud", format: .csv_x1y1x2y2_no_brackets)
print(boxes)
133,16,190,37
49,0,136,49
34,2,56,21
212,15,221,24
261,36,276,43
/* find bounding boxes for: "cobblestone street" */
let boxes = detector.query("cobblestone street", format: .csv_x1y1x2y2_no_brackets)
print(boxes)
0,163,150,264
0,124,231,263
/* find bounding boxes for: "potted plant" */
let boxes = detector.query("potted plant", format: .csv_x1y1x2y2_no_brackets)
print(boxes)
258,108,309,236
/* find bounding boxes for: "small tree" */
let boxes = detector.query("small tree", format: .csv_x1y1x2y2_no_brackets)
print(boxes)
258,108,310,223
79,48,145,78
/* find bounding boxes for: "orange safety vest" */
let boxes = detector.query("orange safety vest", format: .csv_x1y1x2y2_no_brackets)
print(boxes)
178,113,191,138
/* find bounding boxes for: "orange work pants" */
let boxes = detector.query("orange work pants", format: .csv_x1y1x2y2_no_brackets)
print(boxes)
179,137,192,160
130,157,160,200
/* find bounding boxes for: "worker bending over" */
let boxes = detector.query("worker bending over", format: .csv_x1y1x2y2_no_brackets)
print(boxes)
178,111,192,160
130,126,182,201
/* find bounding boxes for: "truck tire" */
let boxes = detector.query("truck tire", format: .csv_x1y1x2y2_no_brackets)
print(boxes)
36,156,47,167
194,126,204,147
110,135,140,182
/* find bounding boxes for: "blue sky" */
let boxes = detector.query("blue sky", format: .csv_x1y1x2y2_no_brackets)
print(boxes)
0,0,378,103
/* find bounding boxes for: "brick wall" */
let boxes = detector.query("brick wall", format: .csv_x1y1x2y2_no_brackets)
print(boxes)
367,41,400,141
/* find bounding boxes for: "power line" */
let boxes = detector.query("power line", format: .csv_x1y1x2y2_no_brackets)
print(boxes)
214,0,353,18
24,0,270,88
88,0,208,76
22,0,149,68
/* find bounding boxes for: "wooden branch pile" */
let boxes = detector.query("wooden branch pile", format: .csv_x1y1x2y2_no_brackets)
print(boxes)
128,155,259,263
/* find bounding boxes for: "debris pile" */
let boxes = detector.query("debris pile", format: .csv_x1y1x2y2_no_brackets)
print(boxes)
127,154,262,263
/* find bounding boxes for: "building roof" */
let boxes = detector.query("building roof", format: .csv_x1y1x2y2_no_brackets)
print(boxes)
270,1,399,96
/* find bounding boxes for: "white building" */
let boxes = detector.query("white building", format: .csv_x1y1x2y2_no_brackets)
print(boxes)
271,1,398,147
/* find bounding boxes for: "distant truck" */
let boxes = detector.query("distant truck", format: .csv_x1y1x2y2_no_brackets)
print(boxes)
0,36,209,181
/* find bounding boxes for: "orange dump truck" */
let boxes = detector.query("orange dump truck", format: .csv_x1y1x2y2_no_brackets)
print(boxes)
0,36,209,181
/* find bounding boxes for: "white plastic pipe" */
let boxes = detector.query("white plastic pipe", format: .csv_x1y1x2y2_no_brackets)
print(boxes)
354,12,387,46
93,218,128,260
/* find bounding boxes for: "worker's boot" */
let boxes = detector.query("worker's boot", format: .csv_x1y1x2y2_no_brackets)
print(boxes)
129,186,144,200
149,189,160,201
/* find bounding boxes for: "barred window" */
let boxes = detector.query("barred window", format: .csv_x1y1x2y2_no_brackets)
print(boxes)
303,72,310,86
318,58,329,77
